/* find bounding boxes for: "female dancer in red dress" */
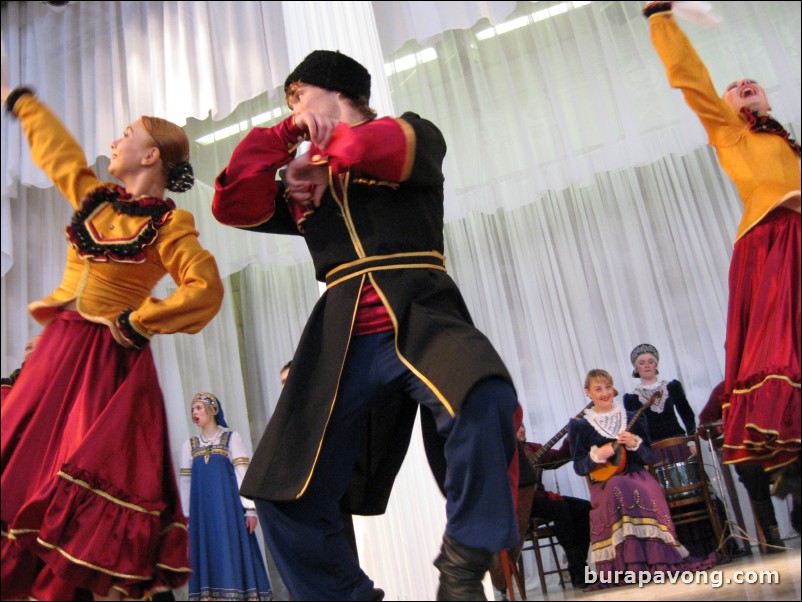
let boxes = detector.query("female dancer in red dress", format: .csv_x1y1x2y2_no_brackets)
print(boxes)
1,86,224,600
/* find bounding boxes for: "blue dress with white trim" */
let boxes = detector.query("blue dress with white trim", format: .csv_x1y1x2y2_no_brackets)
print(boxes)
182,430,272,601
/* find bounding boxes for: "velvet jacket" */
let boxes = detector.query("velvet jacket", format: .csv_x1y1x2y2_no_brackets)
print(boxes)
623,380,696,442
569,410,652,479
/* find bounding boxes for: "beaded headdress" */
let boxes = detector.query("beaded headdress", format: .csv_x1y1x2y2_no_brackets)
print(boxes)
630,343,659,378
192,392,228,427
166,161,195,193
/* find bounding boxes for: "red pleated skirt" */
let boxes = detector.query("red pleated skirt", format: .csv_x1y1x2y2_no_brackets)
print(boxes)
1,312,189,600
722,208,801,471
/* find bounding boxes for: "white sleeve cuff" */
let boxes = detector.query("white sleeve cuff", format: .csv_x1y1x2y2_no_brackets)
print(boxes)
625,435,643,451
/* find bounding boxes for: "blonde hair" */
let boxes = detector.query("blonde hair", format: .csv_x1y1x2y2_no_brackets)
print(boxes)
584,369,614,389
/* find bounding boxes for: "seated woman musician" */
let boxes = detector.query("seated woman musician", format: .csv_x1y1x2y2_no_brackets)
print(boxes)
568,369,718,588
623,344,696,443
624,344,733,557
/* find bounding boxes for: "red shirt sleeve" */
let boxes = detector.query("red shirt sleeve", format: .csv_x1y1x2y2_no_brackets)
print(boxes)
699,380,726,427
307,112,445,185
524,438,571,465
212,116,306,227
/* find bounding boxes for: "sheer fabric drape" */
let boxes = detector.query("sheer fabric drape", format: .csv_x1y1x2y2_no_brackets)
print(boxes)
382,0,800,222
1,0,290,274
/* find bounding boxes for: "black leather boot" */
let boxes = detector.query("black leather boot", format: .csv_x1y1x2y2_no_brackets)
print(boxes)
754,499,785,553
433,535,495,601
764,526,786,553
566,547,588,588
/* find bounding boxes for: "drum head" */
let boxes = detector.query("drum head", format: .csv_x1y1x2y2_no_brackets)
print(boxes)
655,459,702,499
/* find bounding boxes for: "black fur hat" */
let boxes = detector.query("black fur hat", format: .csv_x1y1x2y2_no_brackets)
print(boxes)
284,50,371,101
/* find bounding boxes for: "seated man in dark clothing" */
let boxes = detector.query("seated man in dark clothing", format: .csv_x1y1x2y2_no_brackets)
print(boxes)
518,425,591,588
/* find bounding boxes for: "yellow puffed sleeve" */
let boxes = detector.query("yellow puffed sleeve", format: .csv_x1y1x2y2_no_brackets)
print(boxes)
648,12,742,147
14,94,108,210
128,209,224,337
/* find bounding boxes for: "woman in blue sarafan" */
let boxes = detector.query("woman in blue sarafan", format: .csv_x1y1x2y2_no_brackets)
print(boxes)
180,393,272,601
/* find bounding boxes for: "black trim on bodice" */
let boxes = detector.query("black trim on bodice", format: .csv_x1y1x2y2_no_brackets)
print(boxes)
66,185,176,263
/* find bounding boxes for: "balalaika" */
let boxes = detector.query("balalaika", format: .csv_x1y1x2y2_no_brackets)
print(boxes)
588,390,662,483
522,401,594,474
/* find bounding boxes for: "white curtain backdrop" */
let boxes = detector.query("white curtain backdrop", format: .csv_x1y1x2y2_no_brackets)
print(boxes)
381,0,801,223
372,1,518,58
1,0,290,273
2,1,800,599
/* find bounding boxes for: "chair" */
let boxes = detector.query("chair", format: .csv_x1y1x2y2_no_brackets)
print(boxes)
648,434,723,551
518,516,570,594
497,549,526,601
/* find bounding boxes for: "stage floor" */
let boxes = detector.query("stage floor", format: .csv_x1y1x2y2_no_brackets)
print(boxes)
501,536,801,602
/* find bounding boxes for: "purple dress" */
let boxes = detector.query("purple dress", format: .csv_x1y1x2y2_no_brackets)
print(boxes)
568,405,718,588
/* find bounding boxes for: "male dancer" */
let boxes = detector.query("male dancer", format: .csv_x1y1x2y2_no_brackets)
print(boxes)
213,50,522,600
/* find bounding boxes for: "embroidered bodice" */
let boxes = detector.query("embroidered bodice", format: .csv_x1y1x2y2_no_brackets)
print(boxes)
180,430,255,514
14,94,223,343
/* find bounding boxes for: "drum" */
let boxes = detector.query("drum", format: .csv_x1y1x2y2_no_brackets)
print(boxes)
654,459,702,500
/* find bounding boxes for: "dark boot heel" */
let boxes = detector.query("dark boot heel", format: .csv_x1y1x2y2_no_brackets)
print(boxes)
434,535,495,601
